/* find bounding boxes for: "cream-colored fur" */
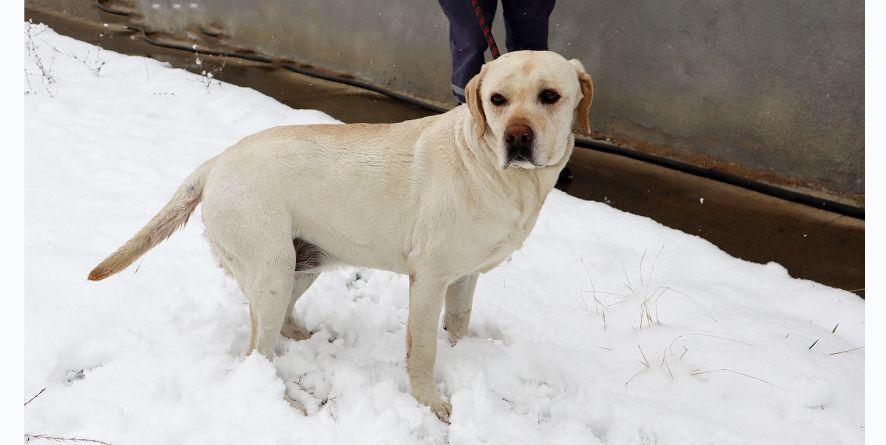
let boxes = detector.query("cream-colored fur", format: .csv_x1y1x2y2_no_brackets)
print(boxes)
89,51,594,421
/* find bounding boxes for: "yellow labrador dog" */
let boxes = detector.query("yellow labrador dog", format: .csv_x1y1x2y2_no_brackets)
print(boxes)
89,50,593,421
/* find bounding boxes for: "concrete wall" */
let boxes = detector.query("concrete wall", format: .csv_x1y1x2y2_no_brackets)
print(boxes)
36,0,865,203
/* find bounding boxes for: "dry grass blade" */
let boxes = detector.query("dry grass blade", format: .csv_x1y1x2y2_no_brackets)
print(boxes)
829,345,864,356
808,338,820,350
579,258,593,284
648,286,668,324
656,287,718,323
637,302,651,329
621,262,633,293
578,292,607,330
625,368,645,386
24,387,46,406
578,292,594,315
638,345,650,368
690,368,789,392
661,354,674,380
642,245,664,291
668,333,754,356
647,246,663,280
579,259,607,329
639,247,648,287
595,296,607,329
638,287,657,328
581,289,628,298
24,434,111,445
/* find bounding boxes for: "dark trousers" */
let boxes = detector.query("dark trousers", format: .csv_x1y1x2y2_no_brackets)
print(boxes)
438,0,556,103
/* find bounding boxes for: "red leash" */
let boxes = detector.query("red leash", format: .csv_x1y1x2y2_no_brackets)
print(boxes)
470,0,501,59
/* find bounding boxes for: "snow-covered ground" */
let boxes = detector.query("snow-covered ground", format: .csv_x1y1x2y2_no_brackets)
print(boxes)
24,23,864,444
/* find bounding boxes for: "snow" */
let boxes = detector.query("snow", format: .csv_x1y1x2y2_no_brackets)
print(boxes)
24,22,864,444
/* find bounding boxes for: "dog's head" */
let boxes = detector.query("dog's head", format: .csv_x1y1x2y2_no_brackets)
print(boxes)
465,51,594,169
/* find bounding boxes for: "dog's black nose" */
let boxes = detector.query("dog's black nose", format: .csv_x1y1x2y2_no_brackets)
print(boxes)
505,124,535,165
505,124,534,145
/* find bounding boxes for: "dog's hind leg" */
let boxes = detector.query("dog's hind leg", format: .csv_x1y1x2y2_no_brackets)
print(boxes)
281,272,319,341
242,268,294,358
246,251,296,359
205,201,296,360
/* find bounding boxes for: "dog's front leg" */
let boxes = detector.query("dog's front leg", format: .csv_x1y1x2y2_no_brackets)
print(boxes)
443,273,478,344
406,274,450,421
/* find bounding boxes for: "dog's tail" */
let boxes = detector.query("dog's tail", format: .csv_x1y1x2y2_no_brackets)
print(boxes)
88,157,217,281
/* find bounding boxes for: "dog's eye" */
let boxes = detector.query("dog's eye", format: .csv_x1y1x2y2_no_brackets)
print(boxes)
539,89,560,104
490,93,507,106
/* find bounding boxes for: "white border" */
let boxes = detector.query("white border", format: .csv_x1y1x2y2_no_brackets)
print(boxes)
3,1,26,443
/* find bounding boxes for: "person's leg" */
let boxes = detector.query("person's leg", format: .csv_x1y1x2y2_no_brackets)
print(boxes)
438,0,498,103
501,0,555,52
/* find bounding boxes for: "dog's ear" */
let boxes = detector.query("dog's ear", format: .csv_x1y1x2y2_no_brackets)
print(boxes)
569,59,594,136
465,65,488,138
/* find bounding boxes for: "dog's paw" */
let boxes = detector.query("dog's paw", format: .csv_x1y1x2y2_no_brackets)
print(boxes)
416,393,452,423
430,398,452,423
281,321,313,341
444,327,468,346
284,393,308,415
443,318,470,345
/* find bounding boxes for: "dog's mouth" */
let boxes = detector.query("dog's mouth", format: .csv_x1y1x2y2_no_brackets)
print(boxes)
504,156,542,169
503,142,541,169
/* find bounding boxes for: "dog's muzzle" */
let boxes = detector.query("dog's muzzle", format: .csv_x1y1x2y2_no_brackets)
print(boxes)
504,124,536,166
